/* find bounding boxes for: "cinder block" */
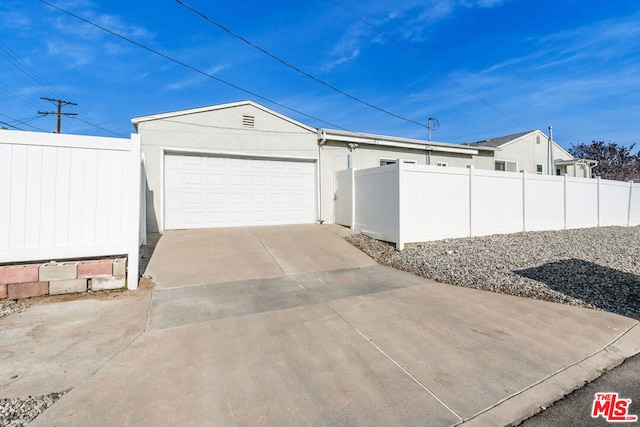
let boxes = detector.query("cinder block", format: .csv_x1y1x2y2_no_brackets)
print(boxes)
39,262,78,281
113,258,127,278
78,260,113,278
0,264,41,285
49,278,88,295
0,284,7,299
7,281,49,299
91,276,126,291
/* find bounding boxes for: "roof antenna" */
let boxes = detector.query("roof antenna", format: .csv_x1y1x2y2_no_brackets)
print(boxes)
427,117,440,141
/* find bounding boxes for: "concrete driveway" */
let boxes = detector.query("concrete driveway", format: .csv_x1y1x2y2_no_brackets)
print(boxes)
2,225,639,426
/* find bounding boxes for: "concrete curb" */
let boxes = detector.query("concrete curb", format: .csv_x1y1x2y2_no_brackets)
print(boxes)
457,321,640,426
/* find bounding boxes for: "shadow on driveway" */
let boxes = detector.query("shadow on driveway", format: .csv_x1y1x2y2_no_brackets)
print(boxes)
515,258,640,320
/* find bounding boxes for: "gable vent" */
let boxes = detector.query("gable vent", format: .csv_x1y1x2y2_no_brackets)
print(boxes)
242,114,255,128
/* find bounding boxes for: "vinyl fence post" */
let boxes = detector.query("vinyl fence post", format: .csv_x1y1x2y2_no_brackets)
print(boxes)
127,134,142,290
628,180,634,227
596,176,601,227
350,168,355,229
396,160,404,250
563,174,568,230
468,165,474,237
522,170,527,232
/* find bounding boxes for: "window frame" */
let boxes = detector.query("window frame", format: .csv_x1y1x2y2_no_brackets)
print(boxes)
379,158,418,166
494,159,518,172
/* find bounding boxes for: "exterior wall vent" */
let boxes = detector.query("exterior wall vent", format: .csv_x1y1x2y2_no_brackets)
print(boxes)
242,115,255,128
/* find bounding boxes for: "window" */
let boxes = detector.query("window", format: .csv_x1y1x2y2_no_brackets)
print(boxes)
536,164,543,174
379,158,417,166
495,160,517,172
436,162,448,167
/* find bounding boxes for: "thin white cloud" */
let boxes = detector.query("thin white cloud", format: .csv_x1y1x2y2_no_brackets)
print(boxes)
46,40,93,67
326,0,511,69
0,11,31,30
322,25,366,71
166,65,228,91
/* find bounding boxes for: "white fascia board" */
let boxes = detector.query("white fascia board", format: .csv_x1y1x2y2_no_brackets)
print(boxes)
555,158,598,166
429,145,478,155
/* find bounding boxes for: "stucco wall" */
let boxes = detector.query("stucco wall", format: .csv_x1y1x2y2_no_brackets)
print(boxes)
496,131,573,174
138,103,318,232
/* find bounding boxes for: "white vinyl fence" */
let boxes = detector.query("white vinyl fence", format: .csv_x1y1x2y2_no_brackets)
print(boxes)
0,130,142,288
335,162,640,250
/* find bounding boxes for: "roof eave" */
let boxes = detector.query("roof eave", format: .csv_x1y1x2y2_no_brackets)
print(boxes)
318,128,480,155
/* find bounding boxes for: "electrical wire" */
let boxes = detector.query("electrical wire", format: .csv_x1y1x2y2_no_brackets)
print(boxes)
39,0,350,132
0,39,122,137
0,112,49,132
334,0,530,130
71,117,127,137
176,0,431,130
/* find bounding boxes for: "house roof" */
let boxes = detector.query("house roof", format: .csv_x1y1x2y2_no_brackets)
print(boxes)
131,100,317,133
318,128,496,155
466,130,535,148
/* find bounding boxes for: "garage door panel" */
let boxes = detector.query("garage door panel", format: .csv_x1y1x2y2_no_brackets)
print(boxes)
164,153,316,230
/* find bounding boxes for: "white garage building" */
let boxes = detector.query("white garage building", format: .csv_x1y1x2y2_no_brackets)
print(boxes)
133,101,320,233
132,100,490,233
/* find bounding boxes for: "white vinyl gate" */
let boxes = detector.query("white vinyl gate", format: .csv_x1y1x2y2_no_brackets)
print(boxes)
164,153,316,229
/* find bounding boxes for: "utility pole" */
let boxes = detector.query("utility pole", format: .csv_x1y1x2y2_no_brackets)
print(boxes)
38,97,77,133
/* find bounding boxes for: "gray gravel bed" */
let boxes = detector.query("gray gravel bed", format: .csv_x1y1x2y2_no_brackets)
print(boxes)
0,392,66,427
346,226,640,319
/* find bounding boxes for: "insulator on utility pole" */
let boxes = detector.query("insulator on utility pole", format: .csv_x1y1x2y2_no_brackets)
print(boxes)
38,97,78,133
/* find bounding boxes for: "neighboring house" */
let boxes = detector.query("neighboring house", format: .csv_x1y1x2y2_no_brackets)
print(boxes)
466,130,597,178
132,100,595,232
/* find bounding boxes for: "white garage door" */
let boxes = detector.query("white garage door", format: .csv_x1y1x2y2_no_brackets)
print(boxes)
164,153,317,230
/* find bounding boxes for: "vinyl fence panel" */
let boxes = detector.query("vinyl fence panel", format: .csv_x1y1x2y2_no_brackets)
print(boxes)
471,169,523,236
0,130,141,288
599,179,632,226
400,164,470,244
565,176,598,229
354,165,399,244
334,168,354,228
524,174,565,231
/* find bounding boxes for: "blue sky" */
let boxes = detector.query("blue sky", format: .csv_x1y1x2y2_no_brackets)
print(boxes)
1,0,639,150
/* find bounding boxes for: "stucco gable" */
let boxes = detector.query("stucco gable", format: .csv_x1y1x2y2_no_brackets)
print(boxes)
468,129,574,159
131,100,317,134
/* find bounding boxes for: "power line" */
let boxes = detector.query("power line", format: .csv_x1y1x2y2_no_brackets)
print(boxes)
0,39,121,137
176,0,430,130
0,112,48,132
71,116,126,137
0,121,25,131
334,0,530,130
39,0,349,132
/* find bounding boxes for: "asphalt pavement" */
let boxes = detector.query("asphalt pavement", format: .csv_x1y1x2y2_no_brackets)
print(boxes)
521,353,640,426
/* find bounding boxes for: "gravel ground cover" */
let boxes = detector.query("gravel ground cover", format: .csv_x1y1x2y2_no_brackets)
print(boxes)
346,226,640,319
0,299,29,321
0,393,67,427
